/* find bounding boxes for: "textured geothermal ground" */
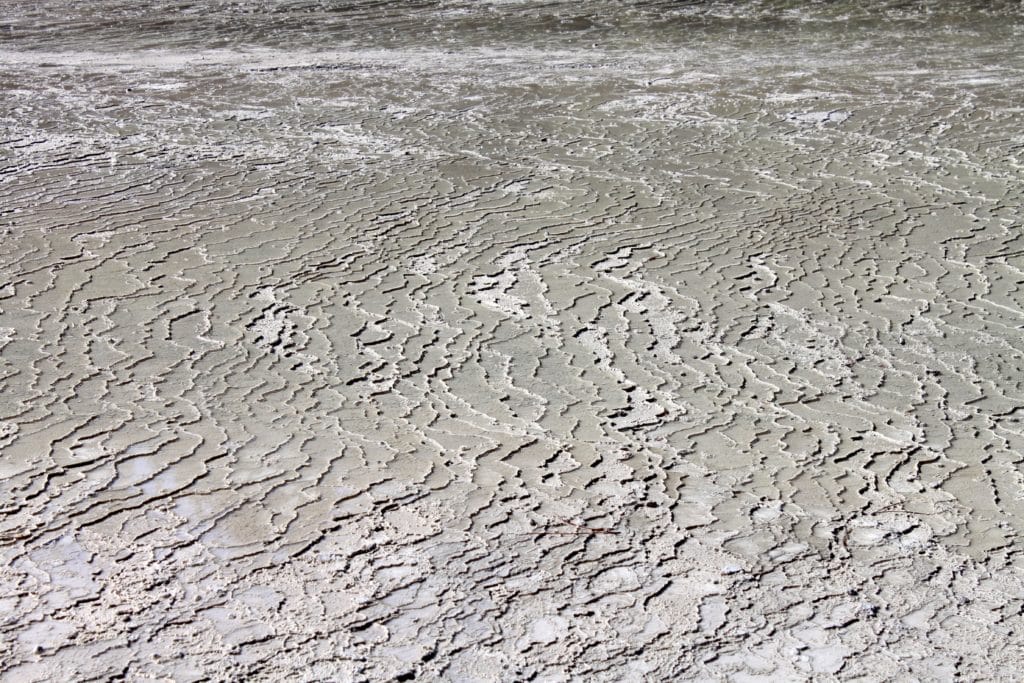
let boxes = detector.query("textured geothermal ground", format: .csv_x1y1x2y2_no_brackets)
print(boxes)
1,1,1024,680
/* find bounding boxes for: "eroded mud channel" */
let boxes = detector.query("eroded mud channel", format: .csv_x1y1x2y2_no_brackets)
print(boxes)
1,1,1023,680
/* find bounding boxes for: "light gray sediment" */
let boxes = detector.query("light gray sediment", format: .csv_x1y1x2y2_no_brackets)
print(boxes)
1,1,1023,680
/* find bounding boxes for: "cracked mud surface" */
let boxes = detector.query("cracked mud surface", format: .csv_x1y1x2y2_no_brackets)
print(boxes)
2,1,1024,680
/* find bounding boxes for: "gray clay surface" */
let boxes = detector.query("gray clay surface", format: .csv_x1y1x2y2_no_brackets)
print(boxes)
1,1,1024,680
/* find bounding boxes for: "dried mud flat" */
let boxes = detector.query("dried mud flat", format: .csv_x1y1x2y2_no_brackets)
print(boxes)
2,1,1024,681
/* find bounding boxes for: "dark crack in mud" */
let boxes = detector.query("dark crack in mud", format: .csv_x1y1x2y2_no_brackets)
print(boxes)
1,1,1023,680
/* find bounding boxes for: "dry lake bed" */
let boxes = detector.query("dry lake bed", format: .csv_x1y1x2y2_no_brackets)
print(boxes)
1,1,1024,680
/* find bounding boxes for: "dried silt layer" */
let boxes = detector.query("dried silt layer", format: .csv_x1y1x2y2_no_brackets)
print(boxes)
1,1,1023,680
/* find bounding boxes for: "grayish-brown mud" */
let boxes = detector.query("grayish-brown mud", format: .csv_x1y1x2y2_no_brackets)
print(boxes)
2,1,1024,680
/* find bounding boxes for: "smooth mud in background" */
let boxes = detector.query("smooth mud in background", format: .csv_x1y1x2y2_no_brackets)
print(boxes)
1,1,1023,680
